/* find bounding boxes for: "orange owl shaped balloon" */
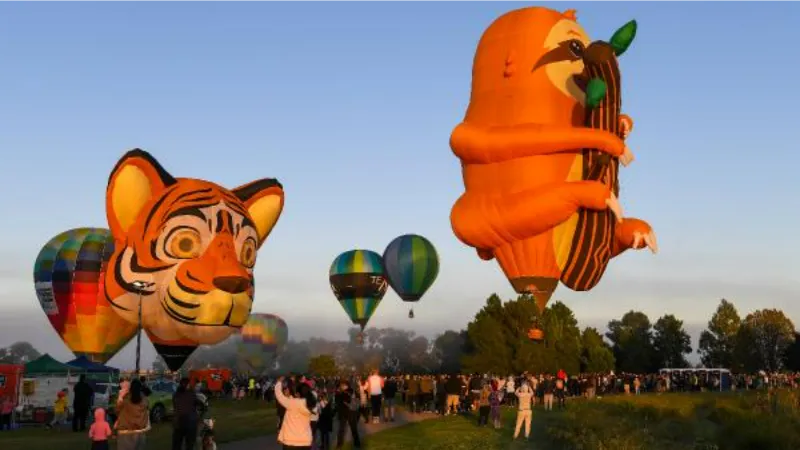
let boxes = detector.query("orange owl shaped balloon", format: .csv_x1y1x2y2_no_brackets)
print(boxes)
103,149,284,370
450,7,656,319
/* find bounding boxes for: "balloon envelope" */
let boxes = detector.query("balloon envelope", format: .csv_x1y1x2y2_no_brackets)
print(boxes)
383,234,439,302
329,250,388,330
238,313,288,366
33,228,136,363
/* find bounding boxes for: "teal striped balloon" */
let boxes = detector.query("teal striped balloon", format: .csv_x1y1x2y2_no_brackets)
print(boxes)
329,249,388,330
383,234,439,302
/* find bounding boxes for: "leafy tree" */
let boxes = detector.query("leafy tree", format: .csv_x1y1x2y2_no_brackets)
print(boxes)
606,311,656,373
698,299,741,368
734,309,795,372
0,341,41,364
542,302,582,375
783,333,800,371
580,327,615,373
652,314,692,368
433,330,467,374
308,354,338,377
462,294,582,375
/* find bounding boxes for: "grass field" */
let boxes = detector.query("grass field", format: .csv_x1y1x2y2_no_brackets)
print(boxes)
346,390,800,450
4,391,800,450
0,398,277,450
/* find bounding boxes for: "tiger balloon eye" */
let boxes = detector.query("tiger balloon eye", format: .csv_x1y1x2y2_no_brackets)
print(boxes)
240,238,257,268
167,229,202,259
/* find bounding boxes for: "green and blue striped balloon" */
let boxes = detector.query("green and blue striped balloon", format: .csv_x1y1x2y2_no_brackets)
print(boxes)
329,249,388,330
383,234,439,304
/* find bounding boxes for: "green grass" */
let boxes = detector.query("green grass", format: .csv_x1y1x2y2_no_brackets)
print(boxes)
0,398,277,450
9,391,800,450
345,391,800,450
341,408,559,450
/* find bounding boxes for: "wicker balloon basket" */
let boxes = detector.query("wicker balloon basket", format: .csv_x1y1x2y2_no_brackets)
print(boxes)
527,328,544,341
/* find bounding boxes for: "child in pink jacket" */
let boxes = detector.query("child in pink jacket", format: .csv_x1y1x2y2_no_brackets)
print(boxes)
88,408,112,450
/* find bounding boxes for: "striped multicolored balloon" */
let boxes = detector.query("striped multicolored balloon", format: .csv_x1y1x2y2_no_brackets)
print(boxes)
329,249,388,331
383,234,439,318
238,313,288,367
33,228,137,363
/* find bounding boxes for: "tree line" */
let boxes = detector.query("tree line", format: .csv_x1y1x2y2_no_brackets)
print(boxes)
2,296,797,375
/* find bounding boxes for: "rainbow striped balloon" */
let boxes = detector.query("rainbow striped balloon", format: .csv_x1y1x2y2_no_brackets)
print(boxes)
238,313,288,367
33,228,137,363
383,234,439,303
329,249,387,330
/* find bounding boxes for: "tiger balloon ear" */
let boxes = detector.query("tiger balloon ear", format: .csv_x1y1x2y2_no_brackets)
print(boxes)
232,179,284,248
106,149,176,238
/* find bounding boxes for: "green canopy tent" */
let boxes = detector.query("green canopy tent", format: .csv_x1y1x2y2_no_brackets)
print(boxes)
24,354,84,376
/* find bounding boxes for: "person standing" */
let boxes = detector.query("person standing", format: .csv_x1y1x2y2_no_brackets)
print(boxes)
555,375,566,409
419,376,434,413
275,376,316,450
334,381,360,449
444,374,462,416
115,379,150,450
0,395,14,431
382,376,398,422
489,381,502,429
317,389,334,450
477,384,491,427
513,381,533,440
366,369,383,424
172,377,201,450
72,374,94,432
406,376,419,413
542,375,554,411
47,390,68,430
505,376,516,407
88,407,113,450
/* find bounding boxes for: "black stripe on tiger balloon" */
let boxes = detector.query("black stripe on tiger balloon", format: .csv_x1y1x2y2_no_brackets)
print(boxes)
174,276,209,296
107,149,177,188
164,206,208,224
215,210,234,234
561,41,622,292
142,186,179,236
167,188,214,208
231,178,283,202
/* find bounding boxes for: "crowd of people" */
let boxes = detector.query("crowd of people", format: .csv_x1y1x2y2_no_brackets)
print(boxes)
3,368,796,450
216,368,793,450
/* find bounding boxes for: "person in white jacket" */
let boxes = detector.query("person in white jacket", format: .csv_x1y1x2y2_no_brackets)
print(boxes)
513,381,534,440
275,377,317,450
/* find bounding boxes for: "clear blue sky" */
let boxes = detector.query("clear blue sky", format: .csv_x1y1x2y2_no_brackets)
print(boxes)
1,2,799,367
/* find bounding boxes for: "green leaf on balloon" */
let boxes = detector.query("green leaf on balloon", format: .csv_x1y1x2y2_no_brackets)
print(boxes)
586,78,607,109
610,20,637,56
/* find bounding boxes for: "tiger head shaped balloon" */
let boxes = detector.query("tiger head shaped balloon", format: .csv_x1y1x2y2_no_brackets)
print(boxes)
104,149,284,348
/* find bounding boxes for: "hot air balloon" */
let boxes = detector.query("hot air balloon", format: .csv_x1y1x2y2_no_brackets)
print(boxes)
448,7,656,339
33,228,137,363
329,250,388,343
383,234,439,319
238,313,288,368
103,149,285,371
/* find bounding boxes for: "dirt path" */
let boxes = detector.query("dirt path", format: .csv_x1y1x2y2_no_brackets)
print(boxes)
221,410,441,450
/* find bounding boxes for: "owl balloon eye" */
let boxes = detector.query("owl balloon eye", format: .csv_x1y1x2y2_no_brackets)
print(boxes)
166,228,202,259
